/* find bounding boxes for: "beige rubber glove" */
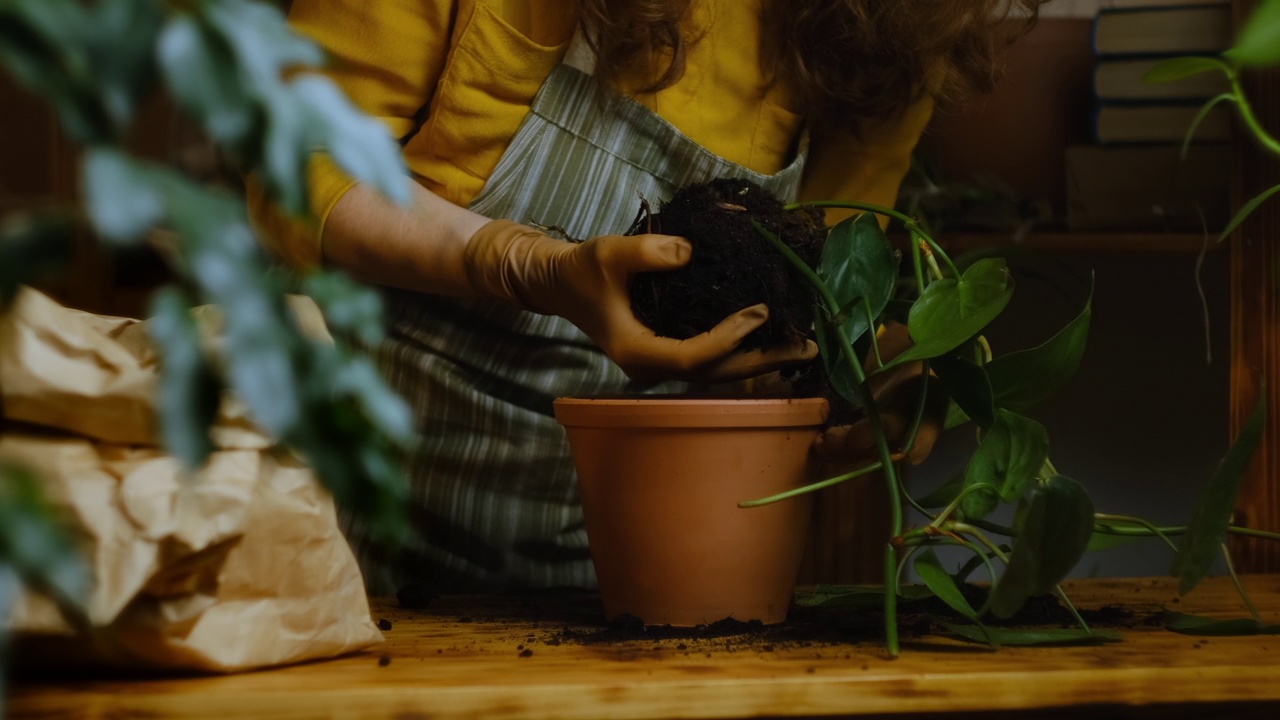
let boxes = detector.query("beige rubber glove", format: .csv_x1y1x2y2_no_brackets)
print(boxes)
812,322,944,466
464,220,819,383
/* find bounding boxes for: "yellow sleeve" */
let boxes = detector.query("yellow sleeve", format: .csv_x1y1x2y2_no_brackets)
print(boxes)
797,96,934,230
245,0,456,268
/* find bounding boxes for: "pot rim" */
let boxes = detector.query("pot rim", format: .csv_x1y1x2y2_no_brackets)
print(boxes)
553,396,830,429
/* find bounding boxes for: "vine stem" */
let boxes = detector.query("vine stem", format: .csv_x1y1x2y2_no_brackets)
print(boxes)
1222,544,1264,624
753,218,905,658
1229,70,1280,157
738,458,897,508
970,516,1280,544
1093,514,1178,552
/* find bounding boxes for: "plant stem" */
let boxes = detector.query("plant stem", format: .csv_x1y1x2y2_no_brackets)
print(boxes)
754,216,906,657
918,233,961,280
952,522,1010,564
1229,72,1280,157
1093,514,1179,553
738,461,887,508
785,200,918,228
926,484,997,531
910,231,926,295
898,359,931,456
1054,585,1091,634
968,516,1280,545
1222,544,1264,624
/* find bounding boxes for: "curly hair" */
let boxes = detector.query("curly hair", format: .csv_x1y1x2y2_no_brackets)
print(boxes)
576,0,1046,131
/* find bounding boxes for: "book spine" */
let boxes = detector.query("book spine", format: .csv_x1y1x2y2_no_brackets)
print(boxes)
1092,4,1233,58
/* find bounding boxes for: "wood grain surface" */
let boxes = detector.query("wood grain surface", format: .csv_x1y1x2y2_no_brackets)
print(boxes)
9,575,1280,720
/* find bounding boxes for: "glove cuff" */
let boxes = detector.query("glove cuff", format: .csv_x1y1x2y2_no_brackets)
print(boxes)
463,219,555,312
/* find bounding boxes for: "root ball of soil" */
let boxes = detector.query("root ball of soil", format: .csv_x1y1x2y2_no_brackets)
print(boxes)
628,178,826,350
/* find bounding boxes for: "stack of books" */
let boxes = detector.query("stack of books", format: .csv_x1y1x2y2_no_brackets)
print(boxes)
1067,0,1234,231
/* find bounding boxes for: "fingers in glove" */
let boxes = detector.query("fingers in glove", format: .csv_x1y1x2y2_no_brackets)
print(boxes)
813,411,942,467
596,233,693,273
813,414,907,466
606,303,817,384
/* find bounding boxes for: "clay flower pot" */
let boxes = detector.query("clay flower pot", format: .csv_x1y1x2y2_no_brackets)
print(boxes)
553,396,829,626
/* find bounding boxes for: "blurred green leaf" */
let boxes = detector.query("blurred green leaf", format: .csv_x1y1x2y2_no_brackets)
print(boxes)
1144,56,1234,84
0,1,112,143
162,181,303,436
1165,612,1280,636
943,622,1120,647
158,14,256,144
915,549,983,624
986,284,1092,414
204,0,326,91
257,88,312,215
960,410,1050,520
198,0,408,212
1226,0,1280,67
889,259,1012,368
302,270,388,348
1219,183,1280,242
329,353,416,447
291,76,411,207
1172,389,1266,595
989,475,1095,619
0,212,73,306
147,287,222,470
83,148,165,244
83,0,162,128
0,462,90,612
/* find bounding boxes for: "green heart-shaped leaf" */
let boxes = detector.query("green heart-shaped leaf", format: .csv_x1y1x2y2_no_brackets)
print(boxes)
887,259,1012,368
819,212,898,345
987,284,1092,414
960,409,1050,520
989,475,1095,619
1172,388,1267,595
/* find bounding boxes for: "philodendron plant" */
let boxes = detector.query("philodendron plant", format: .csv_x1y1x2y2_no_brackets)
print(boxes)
741,1,1280,659
750,203,1271,658
737,0,1280,655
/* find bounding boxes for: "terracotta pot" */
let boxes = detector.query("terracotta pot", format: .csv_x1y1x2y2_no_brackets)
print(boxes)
553,396,829,626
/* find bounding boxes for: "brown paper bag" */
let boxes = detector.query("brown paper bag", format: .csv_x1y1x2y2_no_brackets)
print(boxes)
1,288,383,672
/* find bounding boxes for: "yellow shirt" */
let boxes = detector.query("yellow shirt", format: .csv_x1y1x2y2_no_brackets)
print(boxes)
251,0,933,268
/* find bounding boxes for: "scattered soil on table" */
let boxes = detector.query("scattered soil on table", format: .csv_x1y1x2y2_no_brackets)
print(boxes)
628,177,827,351
397,586,1159,657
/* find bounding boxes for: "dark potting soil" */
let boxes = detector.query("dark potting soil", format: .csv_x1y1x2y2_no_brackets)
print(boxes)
628,177,827,351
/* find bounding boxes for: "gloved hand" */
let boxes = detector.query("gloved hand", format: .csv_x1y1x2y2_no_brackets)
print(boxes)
463,219,818,383
812,322,945,467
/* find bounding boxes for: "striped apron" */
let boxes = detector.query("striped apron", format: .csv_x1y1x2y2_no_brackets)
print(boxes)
357,59,809,593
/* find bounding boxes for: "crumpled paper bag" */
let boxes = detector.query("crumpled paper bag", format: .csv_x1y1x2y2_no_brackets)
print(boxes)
1,287,383,672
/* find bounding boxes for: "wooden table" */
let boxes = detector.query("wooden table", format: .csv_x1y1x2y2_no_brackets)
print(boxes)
10,576,1280,719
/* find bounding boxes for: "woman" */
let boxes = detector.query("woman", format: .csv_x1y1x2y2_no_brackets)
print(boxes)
250,0,1043,592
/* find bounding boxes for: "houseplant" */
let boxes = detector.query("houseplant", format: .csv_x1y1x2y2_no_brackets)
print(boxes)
560,1,1280,657
0,0,415,689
